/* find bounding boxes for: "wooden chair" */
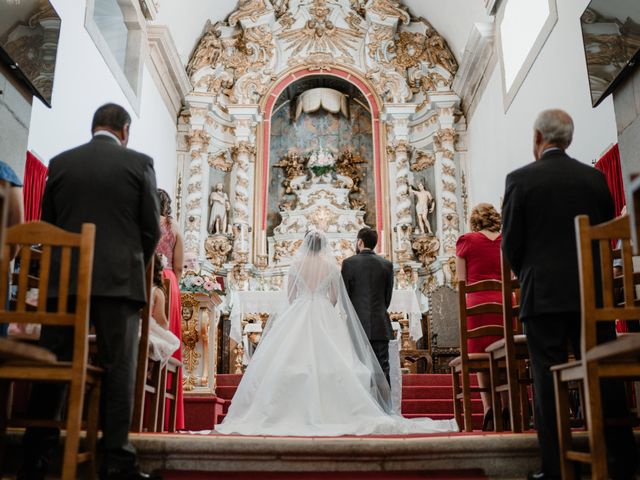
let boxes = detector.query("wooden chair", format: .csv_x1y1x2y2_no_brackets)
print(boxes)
0,222,100,480
485,253,532,432
450,280,505,432
552,215,640,480
131,262,157,433
149,277,172,433
156,275,180,433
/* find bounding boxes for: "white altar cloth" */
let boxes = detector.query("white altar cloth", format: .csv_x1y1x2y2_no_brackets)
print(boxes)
230,289,424,344
389,289,424,341
229,291,287,343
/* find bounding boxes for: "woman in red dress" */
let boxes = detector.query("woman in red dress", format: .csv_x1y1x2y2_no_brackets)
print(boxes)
156,189,185,430
455,203,506,430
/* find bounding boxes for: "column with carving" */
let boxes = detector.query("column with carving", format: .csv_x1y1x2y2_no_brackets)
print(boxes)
184,129,211,260
384,104,417,261
230,142,255,261
228,106,260,264
432,95,460,261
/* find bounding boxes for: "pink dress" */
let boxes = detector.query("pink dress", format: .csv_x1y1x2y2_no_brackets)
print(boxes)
156,219,185,430
456,232,505,353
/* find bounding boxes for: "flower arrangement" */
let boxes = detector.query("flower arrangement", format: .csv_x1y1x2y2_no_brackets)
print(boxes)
180,270,224,295
308,147,336,177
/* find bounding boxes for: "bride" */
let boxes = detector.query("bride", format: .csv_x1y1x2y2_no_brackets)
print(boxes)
216,230,457,436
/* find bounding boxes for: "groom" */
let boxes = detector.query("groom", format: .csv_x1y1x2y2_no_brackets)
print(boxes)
342,227,394,384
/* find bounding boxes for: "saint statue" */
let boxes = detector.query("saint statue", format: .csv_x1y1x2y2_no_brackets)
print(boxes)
411,181,435,235
208,183,230,234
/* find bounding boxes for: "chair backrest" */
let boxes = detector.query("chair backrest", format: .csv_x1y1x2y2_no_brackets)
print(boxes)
575,214,639,353
0,182,10,263
500,252,523,345
132,261,153,431
0,222,95,368
457,279,504,359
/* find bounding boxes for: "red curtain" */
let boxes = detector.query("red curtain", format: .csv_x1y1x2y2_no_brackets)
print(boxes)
23,151,48,222
594,144,626,216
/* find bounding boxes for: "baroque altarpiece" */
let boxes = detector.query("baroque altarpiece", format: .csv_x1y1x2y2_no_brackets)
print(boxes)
175,0,468,387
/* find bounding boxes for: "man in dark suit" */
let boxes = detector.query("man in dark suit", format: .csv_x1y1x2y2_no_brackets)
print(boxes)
20,104,161,480
502,109,637,480
341,227,394,384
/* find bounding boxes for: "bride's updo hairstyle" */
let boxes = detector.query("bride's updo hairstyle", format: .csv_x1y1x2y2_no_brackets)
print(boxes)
304,229,324,254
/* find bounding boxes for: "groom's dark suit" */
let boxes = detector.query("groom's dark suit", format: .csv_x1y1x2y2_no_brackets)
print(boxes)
341,249,394,384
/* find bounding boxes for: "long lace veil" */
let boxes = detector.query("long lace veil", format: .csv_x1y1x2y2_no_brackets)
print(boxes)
279,229,394,414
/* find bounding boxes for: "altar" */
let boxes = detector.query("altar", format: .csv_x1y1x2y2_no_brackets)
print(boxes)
175,0,468,391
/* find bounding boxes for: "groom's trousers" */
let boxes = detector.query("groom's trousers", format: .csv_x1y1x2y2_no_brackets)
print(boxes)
370,340,390,386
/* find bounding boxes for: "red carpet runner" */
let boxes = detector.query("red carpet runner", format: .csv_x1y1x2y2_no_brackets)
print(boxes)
184,374,483,431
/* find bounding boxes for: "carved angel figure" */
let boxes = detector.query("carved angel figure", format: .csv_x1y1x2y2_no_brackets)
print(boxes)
187,25,223,76
411,181,435,235
208,183,230,234
425,32,458,76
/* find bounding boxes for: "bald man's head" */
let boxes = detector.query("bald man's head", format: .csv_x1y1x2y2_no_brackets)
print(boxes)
533,109,574,160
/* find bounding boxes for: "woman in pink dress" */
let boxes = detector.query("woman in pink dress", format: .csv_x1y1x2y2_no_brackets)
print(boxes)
156,189,185,430
455,203,506,430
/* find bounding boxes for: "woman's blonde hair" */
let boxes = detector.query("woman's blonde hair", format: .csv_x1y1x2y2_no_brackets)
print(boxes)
470,203,501,233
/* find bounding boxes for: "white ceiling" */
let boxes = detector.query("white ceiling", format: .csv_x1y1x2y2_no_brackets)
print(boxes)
156,0,492,66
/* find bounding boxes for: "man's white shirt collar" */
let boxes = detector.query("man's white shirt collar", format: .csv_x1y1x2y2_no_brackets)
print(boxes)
93,130,122,146
541,147,563,157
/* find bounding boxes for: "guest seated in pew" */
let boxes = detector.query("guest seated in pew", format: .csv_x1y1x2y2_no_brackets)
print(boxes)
501,109,637,480
149,253,180,364
455,203,509,430
155,189,185,430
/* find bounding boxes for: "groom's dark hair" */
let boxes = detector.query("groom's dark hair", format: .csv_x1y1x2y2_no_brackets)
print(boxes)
357,227,378,249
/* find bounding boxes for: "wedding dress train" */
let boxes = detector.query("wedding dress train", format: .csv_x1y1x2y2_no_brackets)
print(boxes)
216,231,457,436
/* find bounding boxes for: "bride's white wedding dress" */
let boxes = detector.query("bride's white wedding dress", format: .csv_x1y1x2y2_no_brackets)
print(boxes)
216,231,457,436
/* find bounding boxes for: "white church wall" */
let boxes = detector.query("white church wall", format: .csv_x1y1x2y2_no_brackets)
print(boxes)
466,0,617,210
27,0,179,198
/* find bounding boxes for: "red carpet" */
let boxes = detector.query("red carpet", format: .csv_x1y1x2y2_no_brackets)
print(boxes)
184,374,484,431
161,470,489,479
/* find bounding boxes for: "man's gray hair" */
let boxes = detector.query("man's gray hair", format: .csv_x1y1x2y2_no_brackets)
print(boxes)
534,109,574,149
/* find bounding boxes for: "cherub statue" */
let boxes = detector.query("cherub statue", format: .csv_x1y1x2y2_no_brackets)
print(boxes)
411,181,435,235
208,183,230,234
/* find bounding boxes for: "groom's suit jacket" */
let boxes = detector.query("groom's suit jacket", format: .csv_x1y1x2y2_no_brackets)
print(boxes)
341,250,394,341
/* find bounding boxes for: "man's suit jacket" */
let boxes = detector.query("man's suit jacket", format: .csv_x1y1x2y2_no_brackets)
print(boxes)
42,135,161,305
501,149,614,319
341,250,394,341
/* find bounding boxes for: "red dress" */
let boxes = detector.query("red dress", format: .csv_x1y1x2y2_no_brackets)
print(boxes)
156,220,185,430
456,232,504,353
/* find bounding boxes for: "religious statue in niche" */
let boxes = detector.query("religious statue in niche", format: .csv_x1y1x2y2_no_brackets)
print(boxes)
411,181,435,235
208,183,230,234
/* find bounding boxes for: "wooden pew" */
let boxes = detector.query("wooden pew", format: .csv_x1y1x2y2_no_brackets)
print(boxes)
0,222,100,480
552,214,640,480
485,253,531,432
450,280,504,432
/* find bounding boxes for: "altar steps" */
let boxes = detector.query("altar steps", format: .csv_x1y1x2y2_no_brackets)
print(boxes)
185,374,485,431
